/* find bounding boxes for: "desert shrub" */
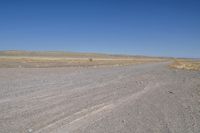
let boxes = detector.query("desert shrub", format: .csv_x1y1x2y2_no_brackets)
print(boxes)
89,58,93,62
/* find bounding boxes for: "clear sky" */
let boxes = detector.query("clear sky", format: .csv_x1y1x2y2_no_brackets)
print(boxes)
0,0,200,58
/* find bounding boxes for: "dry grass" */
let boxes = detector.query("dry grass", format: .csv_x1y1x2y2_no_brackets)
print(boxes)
0,56,166,68
170,60,200,71
0,50,168,68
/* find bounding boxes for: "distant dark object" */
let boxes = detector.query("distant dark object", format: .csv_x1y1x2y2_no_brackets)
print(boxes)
168,91,174,94
89,58,93,62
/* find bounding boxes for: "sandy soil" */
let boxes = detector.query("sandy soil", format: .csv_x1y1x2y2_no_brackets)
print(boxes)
0,62,200,133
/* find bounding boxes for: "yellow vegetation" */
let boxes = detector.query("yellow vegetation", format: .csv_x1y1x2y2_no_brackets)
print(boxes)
0,56,166,68
170,60,200,71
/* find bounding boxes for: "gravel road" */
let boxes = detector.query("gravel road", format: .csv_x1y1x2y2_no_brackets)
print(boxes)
0,62,200,133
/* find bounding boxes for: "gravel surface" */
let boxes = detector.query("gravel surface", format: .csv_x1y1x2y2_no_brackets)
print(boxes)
0,62,200,133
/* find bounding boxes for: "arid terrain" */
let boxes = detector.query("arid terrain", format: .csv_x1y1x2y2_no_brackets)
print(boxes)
0,50,166,68
0,51,200,133
170,59,200,71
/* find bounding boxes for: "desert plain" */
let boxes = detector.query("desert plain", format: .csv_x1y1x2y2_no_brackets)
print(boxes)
0,51,200,133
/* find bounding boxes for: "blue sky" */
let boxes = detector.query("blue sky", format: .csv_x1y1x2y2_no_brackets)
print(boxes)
0,0,200,58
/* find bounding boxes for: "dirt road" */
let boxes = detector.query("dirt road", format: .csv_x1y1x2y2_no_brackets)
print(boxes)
0,62,200,133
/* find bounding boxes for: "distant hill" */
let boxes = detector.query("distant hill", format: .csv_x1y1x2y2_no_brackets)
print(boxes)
0,50,158,59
